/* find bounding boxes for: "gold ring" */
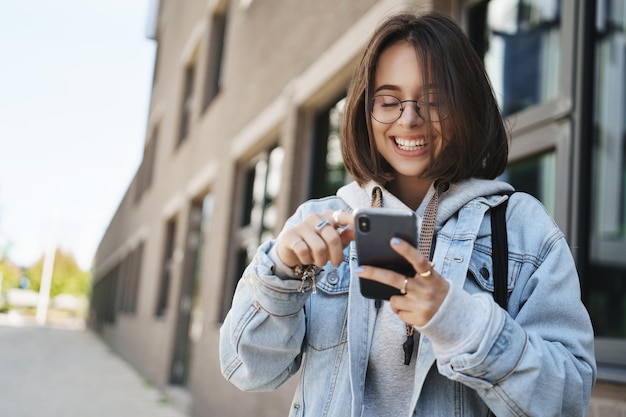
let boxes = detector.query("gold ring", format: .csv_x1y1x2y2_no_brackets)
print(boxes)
401,278,409,295
418,262,435,277
315,219,330,232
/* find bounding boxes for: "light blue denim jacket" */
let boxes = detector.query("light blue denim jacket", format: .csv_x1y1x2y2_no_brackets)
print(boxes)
220,179,596,417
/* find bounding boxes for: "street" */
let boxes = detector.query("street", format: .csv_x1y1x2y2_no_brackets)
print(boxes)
0,316,189,417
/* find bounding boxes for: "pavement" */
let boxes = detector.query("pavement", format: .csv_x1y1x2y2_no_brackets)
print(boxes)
0,314,189,417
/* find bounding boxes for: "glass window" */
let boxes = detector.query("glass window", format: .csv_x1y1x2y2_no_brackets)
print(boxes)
135,128,158,204
588,0,626,341
221,146,283,320
310,96,350,198
500,151,556,216
156,217,177,317
118,243,143,314
202,11,227,111
170,193,213,386
468,0,561,116
178,63,195,144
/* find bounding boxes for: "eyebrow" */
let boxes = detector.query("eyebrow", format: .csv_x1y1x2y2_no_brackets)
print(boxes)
373,84,400,94
373,83,440,95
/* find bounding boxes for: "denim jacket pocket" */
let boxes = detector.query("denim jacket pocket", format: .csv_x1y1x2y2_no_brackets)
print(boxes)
304,257,350,351
466,243,519,297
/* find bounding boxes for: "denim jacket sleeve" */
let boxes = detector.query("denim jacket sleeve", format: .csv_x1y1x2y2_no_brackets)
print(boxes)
219,197,347,392
420,194,596,416
219,238,309,392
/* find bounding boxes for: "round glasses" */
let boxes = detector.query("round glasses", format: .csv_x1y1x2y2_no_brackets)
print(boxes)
371,94,449,124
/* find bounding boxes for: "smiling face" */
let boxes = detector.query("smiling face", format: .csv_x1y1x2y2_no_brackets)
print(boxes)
371,40,444,189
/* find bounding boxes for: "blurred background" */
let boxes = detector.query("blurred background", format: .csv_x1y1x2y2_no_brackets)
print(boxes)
0,0,155,323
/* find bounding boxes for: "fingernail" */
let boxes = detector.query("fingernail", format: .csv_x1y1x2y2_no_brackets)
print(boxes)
355,266,364,273
391,237,401,245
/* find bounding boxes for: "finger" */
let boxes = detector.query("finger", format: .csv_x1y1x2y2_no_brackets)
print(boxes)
329,209,354,229
338,226,355,247
287,231,315,266
332,209,356,248
299,226,331,267
307,213,347,266
356,265,407,292
316,222,345,266
390,237,434,278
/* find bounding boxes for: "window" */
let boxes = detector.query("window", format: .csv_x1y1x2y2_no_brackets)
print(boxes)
468,0,562,116
500,152,556,216
152,43,160,88
118,243,143,314
135,128,158,203
170,193,213,385
309,96,350,198
178,63,196,144
156,217,177,317
202,11,227,111
221,146,283,319
587,0,626,379
91,267,118,328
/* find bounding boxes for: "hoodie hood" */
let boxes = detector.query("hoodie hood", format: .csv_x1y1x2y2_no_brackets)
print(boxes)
337,178,514,226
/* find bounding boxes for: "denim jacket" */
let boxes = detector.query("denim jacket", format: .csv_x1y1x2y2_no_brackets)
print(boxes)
220,179,596,417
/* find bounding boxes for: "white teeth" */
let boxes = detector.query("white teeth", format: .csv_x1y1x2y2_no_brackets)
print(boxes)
394,137,426,151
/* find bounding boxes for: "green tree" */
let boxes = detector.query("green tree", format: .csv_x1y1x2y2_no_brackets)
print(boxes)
25,249,91,298
0,257,22,291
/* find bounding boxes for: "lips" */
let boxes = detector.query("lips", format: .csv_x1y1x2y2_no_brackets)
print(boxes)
393,136,427,152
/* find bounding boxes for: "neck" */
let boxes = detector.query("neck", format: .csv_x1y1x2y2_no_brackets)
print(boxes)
387,176,434,211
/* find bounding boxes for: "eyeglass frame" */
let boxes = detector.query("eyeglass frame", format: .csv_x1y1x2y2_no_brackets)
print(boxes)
370,94,449,124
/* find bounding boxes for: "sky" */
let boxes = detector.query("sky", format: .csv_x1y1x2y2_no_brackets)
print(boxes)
0,0,156,270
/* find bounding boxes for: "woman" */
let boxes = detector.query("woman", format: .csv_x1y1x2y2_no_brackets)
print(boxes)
220,11,596,417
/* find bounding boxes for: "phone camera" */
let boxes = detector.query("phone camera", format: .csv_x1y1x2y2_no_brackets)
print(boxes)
358,216,370,233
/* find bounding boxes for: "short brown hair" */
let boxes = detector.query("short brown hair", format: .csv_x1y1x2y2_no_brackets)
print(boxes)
341,11,509,186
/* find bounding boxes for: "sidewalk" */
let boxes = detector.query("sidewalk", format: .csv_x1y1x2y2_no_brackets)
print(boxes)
0,316,189,417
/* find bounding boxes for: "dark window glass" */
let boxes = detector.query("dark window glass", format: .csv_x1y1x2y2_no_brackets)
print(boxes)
221,147,283,319
588,0,626,341
202,12,227,111
156,218,177,317
310,96,350,198
170,194,213,385
500,151,556,216
468,0,561,116
178,64,195,144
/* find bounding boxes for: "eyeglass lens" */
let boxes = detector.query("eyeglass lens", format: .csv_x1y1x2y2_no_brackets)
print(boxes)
371,94,447,124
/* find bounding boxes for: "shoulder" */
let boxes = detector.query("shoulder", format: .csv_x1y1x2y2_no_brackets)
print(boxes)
506,192,555,226
504,192,565,261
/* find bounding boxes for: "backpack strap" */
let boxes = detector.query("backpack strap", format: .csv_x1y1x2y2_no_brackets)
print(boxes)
490,193,512,309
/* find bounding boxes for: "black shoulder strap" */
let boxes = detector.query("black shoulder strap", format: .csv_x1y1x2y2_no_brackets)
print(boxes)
491,194,511,309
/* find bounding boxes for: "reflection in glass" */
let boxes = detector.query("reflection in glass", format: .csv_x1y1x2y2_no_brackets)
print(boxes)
311,96,350,198
241,146,284,265
189,193,213,343
500,151,556,216
588,0,626,339
470,0,561,116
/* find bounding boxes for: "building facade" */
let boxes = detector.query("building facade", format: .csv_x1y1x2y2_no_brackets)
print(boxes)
90,0,626,416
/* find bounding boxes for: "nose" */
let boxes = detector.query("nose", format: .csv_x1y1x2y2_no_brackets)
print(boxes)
398,102,425,127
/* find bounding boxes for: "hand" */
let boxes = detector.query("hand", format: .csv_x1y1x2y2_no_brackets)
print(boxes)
277,210,355,268
356,237,449,327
